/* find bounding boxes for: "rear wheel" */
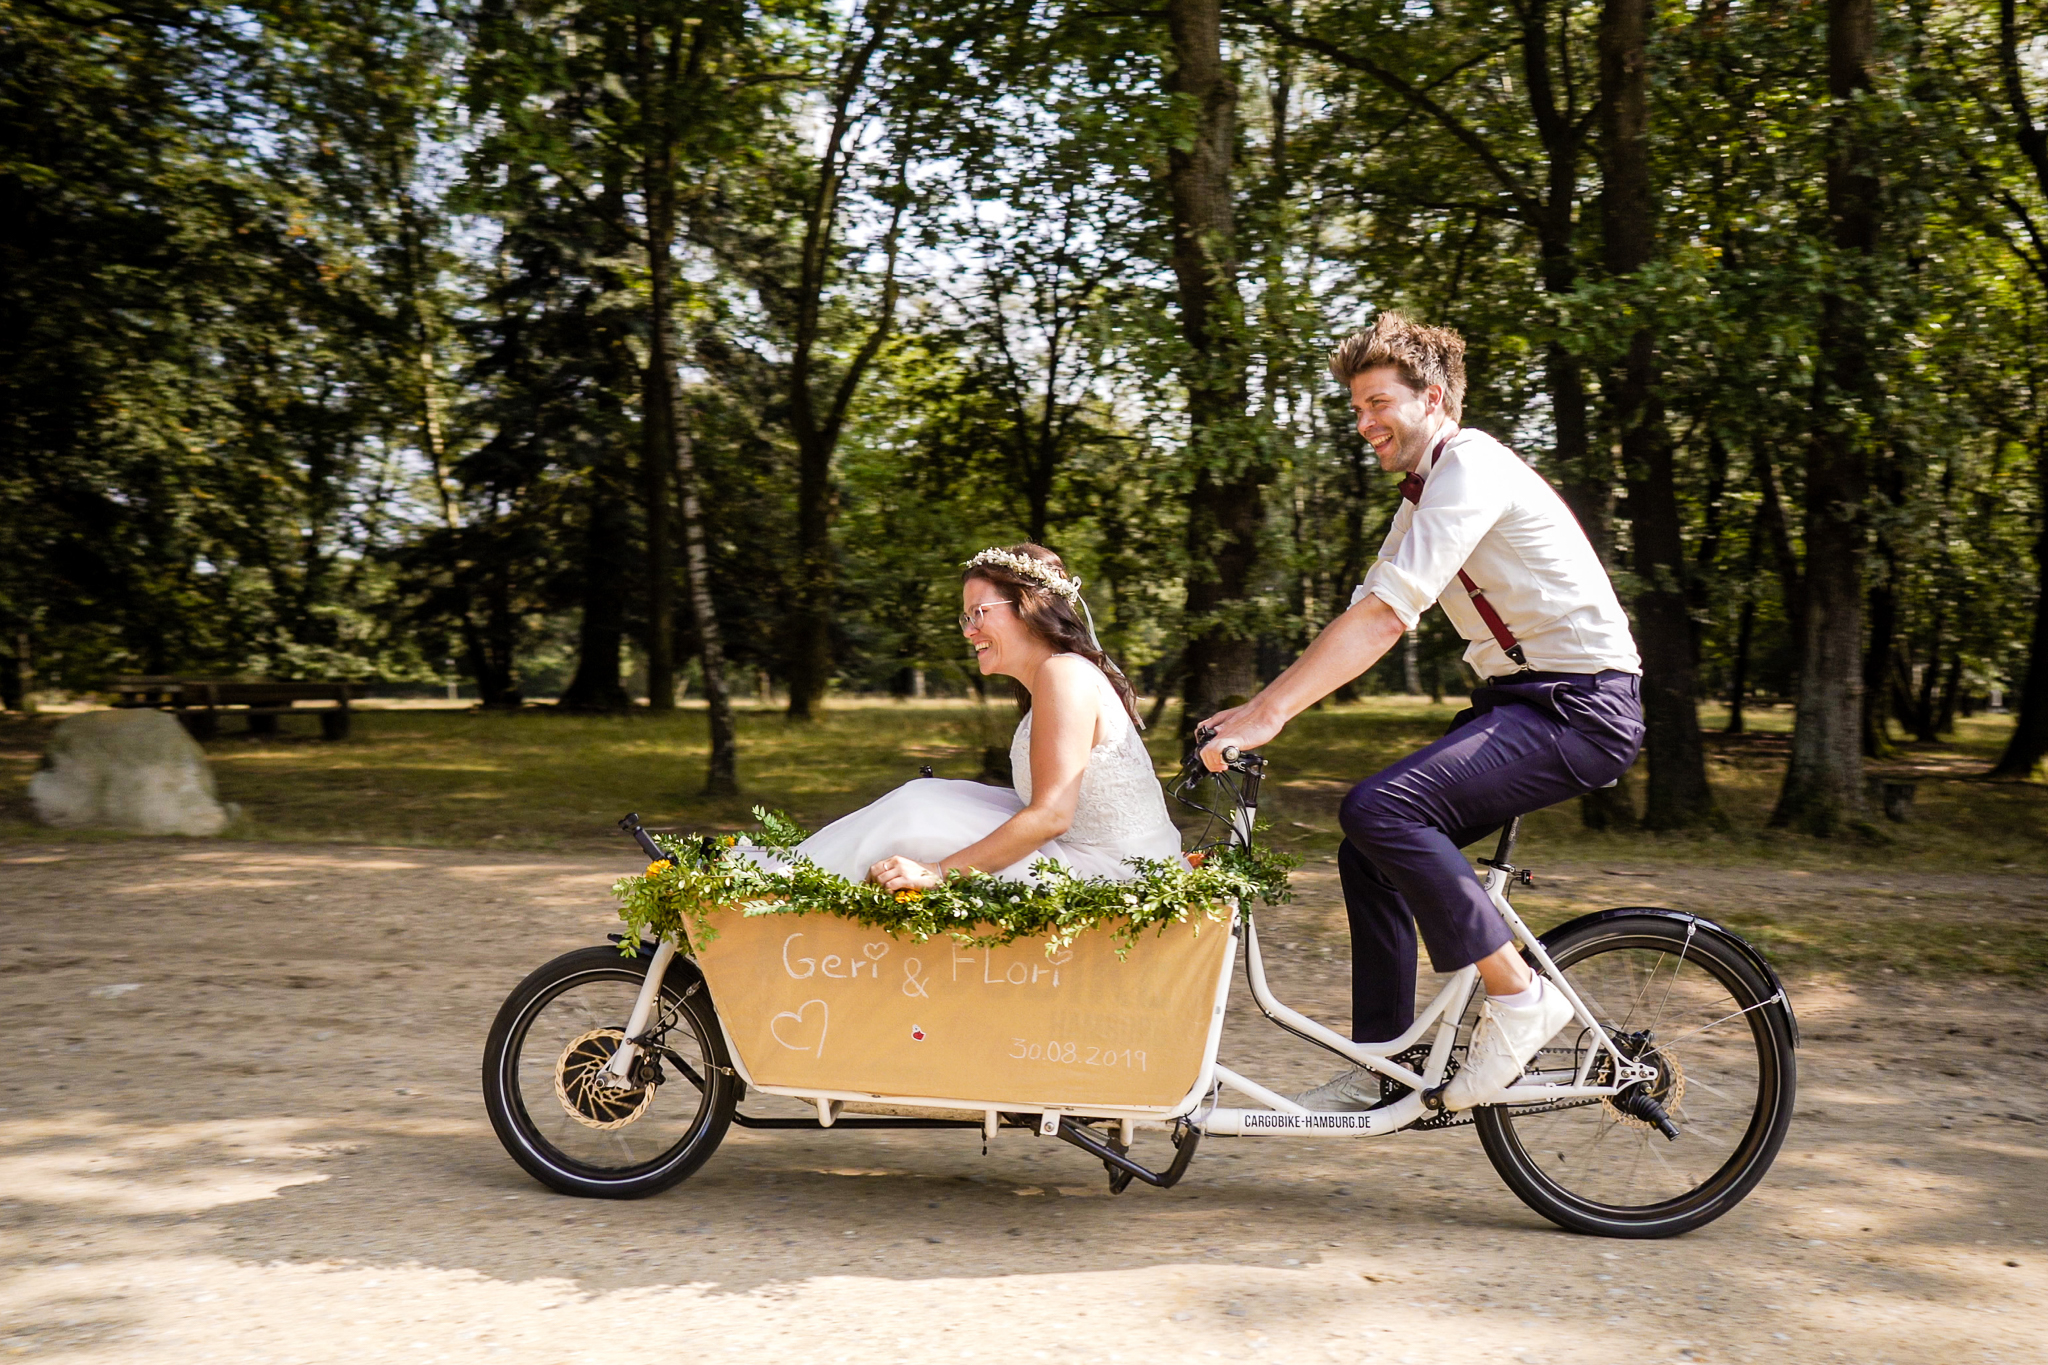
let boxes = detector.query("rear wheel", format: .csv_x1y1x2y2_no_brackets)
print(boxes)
1474,913,1796,1238
483,945,736,1198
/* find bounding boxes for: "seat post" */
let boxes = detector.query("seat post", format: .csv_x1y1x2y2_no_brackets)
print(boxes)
1490,815,1522,867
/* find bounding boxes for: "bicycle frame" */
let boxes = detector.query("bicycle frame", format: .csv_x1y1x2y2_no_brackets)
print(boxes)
605,766,1654,1149
1198,861,1653,1137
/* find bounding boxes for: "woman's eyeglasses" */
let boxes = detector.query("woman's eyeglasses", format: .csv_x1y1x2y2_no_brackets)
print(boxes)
958,600,1015,634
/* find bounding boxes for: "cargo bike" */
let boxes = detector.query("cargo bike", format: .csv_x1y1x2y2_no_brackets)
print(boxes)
482,744,1798,1238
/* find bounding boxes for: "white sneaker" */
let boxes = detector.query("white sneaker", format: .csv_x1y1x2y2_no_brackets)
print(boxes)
1440,981,1575,1110
1290,1067,1392,1112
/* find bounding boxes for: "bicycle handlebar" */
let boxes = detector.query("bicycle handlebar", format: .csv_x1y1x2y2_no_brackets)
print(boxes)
618,811,668,865
1191,725,1252,772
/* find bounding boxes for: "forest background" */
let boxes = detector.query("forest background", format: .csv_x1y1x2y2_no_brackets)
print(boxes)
5,0,2048,837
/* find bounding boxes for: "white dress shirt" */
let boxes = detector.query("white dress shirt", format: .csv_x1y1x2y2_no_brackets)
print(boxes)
1351,426,1641,679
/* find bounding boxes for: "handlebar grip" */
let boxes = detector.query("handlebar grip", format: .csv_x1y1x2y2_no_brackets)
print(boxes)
619,811,668,865
1221,744,1241,763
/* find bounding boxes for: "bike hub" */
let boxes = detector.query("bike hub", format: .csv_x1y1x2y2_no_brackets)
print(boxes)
1601,1028,1685,1140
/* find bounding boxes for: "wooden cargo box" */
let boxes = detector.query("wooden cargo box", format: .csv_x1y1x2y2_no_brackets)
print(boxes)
691,908,1235,1111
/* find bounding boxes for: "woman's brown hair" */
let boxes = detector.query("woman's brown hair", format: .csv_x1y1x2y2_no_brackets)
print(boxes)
963,544,1143,728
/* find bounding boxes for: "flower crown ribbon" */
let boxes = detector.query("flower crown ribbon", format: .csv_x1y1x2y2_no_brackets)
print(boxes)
963,548,1083,602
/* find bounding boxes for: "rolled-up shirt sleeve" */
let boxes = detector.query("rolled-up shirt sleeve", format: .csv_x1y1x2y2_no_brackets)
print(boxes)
1359,455,1510,627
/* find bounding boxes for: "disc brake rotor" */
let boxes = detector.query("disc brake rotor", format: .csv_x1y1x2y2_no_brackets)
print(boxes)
554,1028,655,1131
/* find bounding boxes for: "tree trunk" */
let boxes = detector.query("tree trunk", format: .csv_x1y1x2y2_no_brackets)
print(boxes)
1165,0,1260,732
4,631,28,712
1602,0,1718,830
559,473,633,712
1935,651,1963,737
1754,443,1805,643
1862,440,1908,756
1908,622,1943,742
668,378,740,796
1771,0,1878,832
1726,596,1755,733
1725,512,1765,734
407,221,499,710
479,567,520,707
782,9,901,721
1992,429,2048,775
1520,0,1620,829
1986,0,2048,773
636,26,678,714
1861,548,1898,756
1331,438,1378,704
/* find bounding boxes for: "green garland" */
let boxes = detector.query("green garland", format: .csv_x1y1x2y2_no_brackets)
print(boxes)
612,806,1296,959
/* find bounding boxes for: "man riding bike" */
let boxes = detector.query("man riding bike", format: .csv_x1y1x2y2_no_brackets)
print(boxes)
1198,312,1645,1113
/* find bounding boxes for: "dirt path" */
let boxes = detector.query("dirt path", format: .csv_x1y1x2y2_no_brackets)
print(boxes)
2,841,2043,1365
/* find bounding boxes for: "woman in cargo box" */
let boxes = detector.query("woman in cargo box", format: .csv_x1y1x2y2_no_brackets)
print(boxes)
746,545,1184,889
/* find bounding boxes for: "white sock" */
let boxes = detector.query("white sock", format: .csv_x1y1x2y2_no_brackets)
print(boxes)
1490,978,1543,1011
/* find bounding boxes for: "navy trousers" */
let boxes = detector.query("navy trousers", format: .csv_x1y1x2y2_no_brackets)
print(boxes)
1338,670,1645,1042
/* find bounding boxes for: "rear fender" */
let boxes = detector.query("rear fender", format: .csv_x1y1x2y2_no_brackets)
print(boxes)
1534,907,1799,1049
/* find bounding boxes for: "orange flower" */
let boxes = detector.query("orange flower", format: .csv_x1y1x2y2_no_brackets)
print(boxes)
644,860,671,879
1185,852,1206,869
894,889,922,903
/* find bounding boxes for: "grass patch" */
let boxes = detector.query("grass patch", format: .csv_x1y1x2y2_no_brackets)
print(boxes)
3,697,2045,984
0,700,1020,850
1,698,2041,871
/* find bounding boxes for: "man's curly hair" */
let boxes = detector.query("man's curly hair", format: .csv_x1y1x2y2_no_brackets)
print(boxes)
1328,312,1468,422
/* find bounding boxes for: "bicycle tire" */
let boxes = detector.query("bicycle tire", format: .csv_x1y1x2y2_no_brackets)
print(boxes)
483,945,737,1199
1475,912,1796,1238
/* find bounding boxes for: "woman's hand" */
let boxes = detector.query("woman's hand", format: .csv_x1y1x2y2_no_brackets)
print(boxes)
869,855,944,892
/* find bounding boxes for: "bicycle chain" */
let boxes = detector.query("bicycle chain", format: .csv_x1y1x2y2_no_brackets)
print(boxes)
1386,1044,1606,1132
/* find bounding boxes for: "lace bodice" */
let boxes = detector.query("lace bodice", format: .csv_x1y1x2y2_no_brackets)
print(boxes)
1010,660,1180,854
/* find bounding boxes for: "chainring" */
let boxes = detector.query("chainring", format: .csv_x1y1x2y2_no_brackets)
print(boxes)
554,1028,656,1131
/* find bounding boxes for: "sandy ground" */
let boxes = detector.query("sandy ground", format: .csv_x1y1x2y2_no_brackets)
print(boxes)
2,841,2044,1365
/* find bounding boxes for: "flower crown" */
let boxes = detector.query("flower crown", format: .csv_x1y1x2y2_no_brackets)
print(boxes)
964,547,1083,603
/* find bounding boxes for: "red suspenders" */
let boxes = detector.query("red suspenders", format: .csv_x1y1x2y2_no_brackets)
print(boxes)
1396,437,1529,670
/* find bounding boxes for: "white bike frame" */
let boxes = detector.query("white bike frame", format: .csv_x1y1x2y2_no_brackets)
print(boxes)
602,795,1654,1142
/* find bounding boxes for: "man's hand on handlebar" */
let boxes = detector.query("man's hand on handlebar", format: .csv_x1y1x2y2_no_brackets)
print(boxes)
1194,705,1284,773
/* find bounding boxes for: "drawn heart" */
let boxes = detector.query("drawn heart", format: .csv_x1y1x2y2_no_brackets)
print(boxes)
769,999,829,1058
862,942,890,961
910,1026,926,1041
1050,950,1074,966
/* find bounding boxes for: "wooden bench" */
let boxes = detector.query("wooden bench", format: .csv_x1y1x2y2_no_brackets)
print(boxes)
110,677,371,740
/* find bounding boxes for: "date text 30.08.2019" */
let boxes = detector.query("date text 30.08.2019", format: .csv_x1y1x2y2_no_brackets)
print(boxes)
1007,1038,1147,1070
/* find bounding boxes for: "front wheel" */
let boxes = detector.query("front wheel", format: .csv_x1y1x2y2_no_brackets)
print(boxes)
1475,912,1796,1238
483,945,737,1198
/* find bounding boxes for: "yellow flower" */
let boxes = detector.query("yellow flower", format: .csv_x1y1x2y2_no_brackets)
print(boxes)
894,889,922,903
720,835,737,847
644,860,670,879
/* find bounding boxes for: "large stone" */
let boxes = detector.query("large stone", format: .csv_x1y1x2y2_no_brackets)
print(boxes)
29,709,230,836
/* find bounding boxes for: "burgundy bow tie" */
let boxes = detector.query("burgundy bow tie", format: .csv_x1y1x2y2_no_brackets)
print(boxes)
1398,473,1426,505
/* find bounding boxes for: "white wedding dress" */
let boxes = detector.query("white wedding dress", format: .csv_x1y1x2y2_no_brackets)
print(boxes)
745,658,1184,882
